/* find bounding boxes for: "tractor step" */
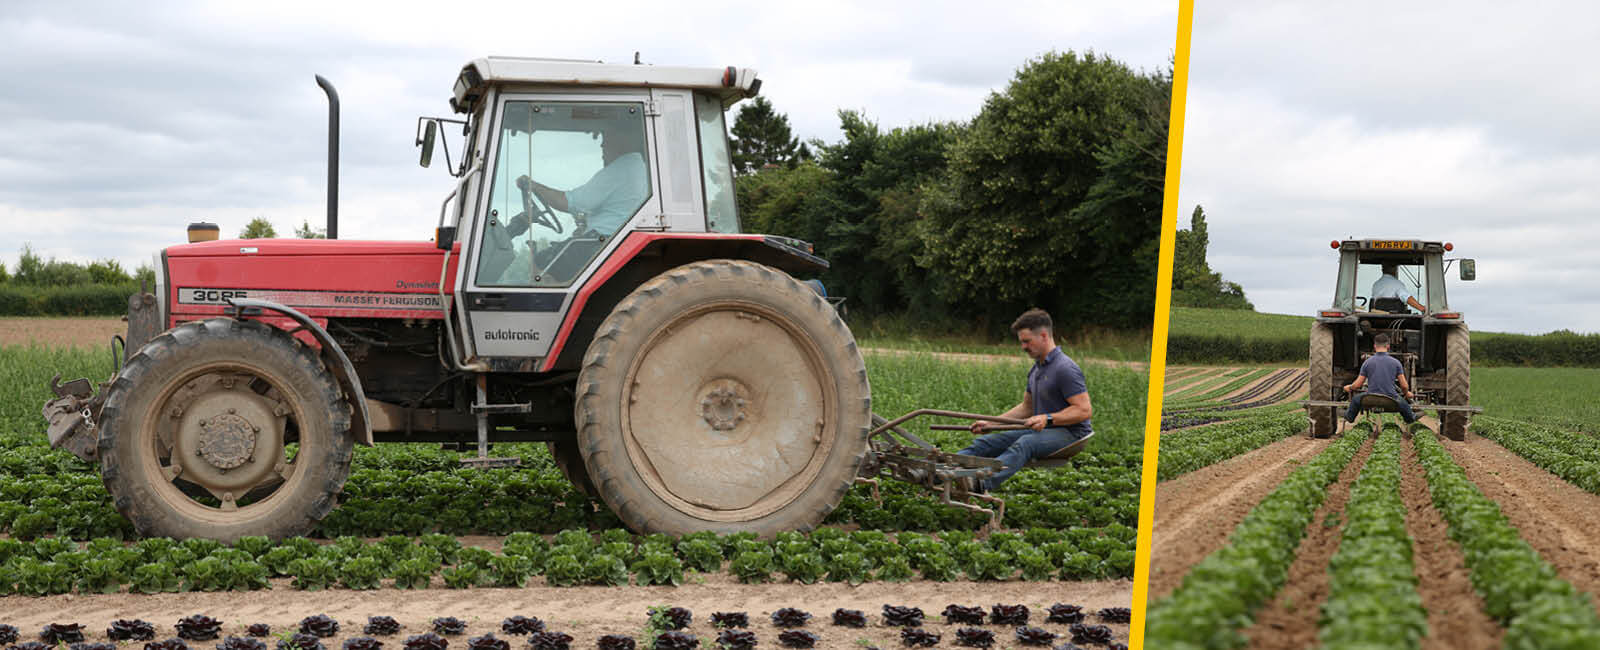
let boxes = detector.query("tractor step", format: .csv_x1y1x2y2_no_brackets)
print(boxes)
460,374,524,469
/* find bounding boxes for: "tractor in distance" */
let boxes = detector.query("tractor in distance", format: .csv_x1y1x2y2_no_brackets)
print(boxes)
1302,238,1482,440
41,57,883,542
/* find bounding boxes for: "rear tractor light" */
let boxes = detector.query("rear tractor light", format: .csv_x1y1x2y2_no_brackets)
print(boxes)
1319,310,1346,318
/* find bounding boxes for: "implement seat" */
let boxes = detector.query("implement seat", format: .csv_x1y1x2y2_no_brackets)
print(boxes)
1356,393,1403,437
1024,431,1095,469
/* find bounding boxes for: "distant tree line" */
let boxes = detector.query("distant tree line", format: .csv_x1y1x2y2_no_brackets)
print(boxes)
1172,206,1251,310
732,50,1169,334
0,245,154,316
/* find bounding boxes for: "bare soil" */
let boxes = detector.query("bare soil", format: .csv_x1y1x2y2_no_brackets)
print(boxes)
1240,436,1373,650
0,316,124,348
1147,434,1326,598
1162,367,1228,395
1151,362,1600,647
1445,435,1600,617
1215,370,1283,402
1400,435,1502,650
0,577,1134,649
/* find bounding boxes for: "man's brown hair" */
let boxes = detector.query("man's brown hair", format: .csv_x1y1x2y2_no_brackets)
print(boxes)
1374,333,1391,348
1011,308,1053,334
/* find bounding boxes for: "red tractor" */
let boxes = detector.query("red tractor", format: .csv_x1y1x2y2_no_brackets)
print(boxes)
42,58,874,541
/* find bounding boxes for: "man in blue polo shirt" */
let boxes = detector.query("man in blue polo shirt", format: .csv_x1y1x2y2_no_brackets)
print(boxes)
1341,332,1416,427
961,308,1093,492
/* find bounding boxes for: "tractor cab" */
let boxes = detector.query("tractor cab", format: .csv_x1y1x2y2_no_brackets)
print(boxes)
414,57,770,367
1306,238,1479,439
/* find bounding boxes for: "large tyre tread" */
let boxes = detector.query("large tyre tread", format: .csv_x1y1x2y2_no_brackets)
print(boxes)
98,318,353,541
1308,323,1336,438
576,259,870,537
1442,325,1471,441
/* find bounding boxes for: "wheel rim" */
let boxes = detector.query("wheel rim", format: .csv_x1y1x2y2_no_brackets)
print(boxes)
620,300,838,522
136,361,306,523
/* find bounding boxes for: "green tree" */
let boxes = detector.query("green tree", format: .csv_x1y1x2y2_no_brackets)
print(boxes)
1172,205,1251,309
731,97,803,175
86,259,132,284
916,50,1164,331
239,218,277,239
14,244,91,287
295,220,327,239
133,264,156,289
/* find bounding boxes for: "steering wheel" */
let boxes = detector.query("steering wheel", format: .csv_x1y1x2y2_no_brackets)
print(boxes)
515,175,563,234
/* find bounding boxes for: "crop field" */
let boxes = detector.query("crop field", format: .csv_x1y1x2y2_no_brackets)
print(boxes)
0,324,1145,649
1148,363,1600,647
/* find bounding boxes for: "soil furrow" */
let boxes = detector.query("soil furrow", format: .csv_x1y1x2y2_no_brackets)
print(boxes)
1444,435,1600,615
1148,434,1325,598
1399,435,1502,650
1241,435,1375,650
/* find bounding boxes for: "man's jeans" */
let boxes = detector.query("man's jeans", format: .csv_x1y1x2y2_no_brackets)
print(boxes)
959,426,1085,491
1344,391,1417,424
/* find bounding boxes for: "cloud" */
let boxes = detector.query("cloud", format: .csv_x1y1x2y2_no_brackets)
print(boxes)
0,0,1175,278
1178,2,1600,334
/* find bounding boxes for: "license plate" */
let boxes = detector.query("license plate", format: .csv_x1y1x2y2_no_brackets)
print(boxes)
1370,240,1414,250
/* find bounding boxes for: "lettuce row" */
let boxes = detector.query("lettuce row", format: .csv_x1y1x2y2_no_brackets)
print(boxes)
1413,424,1600,649
1472,416,1600,494
1317,425,1427,648
1144,428,1367,649
1157,411,1307,481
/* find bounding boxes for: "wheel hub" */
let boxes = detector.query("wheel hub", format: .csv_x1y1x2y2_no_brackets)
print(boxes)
699,379,750,432
160,372,286,496
197,412,257,470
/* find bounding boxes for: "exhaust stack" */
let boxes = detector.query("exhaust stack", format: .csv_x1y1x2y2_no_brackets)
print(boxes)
315,75,339,239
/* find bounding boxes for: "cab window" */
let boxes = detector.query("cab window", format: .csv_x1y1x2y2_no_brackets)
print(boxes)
476,101,651,287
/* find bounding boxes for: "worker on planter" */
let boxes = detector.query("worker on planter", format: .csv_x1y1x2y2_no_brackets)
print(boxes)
1341,332,1417,430
963,308,1093,492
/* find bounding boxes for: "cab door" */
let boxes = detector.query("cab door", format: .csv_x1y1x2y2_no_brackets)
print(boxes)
459,90,660,364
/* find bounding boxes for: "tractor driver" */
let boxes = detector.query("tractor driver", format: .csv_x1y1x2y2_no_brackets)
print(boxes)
961,308,1093,493
1341,332,1417,429
1371,263,1426,313
511,121,649,242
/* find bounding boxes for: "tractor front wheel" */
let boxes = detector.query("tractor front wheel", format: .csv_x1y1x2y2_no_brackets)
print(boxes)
98,319,353,541
576,259,870,536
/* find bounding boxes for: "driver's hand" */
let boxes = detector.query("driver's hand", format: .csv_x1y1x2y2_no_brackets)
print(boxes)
504,212,531,237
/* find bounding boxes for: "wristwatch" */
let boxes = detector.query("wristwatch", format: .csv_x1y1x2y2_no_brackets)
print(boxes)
1045,414,1054,426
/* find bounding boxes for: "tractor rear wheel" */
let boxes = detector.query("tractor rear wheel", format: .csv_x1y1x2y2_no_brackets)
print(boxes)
548,440,597,499
576,259,870,536
98,319,353,541
1441,325,1471,441
1308,323,1337,438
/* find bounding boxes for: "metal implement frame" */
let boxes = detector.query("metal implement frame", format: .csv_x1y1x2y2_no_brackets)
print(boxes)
1298,399,1484,413
858,409,1033,531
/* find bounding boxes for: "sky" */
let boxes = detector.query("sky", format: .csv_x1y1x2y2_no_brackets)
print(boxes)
0,0,1176,281
1177,2,1600,334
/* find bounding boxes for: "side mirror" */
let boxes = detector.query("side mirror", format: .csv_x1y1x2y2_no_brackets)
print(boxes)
418,120,437,168
1459,259,1476,281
